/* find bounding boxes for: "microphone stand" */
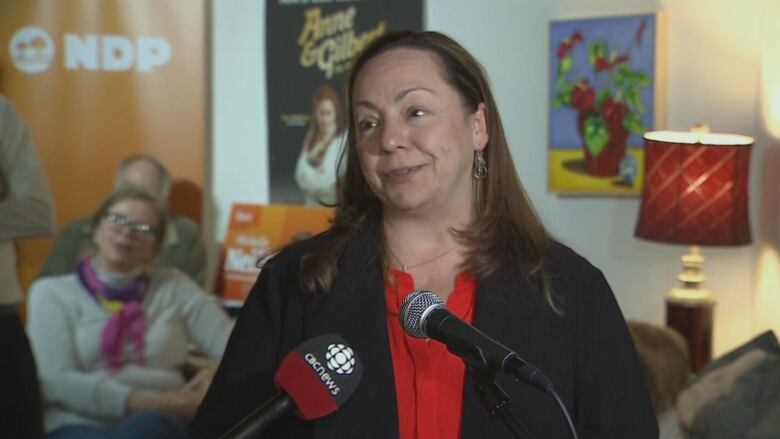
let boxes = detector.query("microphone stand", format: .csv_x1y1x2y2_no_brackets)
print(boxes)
467,365,531,439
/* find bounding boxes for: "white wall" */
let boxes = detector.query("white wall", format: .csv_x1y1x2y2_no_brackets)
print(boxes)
212,0,774,356
211,0,269,227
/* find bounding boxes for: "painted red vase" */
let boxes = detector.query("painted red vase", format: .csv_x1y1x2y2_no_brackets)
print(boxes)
576,109,629,177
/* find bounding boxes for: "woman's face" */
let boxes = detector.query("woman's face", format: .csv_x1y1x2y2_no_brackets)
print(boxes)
315,98,337,135
94,198,160,273
352,48,488,217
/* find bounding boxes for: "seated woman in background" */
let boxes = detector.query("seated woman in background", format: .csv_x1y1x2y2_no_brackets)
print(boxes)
26,186,234,439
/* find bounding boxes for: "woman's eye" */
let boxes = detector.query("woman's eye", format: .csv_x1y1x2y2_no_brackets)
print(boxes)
409,108,426,118
357,119,377,132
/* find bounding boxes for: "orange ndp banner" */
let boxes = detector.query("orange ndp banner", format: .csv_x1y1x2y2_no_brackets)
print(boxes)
0,2,206,289
219,204,333,305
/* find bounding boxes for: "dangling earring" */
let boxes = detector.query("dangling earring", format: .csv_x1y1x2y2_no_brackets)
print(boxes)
473,150,487,180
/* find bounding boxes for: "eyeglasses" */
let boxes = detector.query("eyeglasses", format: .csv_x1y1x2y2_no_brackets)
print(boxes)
103,212,159,237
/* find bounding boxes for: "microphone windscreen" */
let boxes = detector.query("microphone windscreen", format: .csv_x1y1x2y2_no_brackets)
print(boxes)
399,290,444,338
273,334,363,420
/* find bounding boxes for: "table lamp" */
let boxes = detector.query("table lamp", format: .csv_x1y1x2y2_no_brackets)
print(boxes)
635,128,753,372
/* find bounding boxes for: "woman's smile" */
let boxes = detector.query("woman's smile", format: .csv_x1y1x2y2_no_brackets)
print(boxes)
383,163,427,183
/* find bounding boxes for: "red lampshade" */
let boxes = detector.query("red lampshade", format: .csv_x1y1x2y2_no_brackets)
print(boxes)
635,130,753,246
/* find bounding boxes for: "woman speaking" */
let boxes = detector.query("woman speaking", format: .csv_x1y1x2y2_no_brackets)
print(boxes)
192,31,656,438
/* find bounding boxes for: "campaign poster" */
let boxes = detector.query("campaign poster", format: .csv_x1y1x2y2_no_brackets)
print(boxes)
218,203,334,304
266,0,423,205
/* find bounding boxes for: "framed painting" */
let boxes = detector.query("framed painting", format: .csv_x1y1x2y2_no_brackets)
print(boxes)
548,12,666,195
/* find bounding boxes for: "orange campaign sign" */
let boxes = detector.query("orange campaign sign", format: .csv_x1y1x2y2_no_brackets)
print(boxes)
0,1,206,291
219,203,334,305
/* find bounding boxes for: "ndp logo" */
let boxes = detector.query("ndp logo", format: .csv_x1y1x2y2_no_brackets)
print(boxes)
9,26,171,75
9,27,55,74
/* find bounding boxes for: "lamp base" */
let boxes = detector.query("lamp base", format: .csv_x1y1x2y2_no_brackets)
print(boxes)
666,289,715,373
664,245,716,373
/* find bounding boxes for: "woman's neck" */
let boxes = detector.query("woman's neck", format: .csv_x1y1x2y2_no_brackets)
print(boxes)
319,124,337,140
382,215,465,302
93,256,143,287
310,130,336,149
383,214,452,242
382,214,461,263
382,194,473,238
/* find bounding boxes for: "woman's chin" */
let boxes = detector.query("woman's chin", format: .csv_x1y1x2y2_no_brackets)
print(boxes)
383,193,432,215
99,255,142,273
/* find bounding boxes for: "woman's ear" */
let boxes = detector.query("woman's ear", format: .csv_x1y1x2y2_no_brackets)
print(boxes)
473,103,489,151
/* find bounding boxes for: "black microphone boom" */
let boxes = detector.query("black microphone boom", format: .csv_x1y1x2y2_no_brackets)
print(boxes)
400,290,552,391
219,393,295,439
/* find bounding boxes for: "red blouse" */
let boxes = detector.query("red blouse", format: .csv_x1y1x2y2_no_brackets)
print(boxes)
384,269,477,439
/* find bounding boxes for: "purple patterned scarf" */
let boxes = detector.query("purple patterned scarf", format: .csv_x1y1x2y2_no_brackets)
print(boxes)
77,256,150,372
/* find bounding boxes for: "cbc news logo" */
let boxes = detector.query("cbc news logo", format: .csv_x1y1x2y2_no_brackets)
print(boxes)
9,26,55,74
325,343,356,375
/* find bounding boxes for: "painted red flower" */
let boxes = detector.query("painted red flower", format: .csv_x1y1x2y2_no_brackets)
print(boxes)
571,80,595,111
557,30,584,59
601,98,629,129
635,19,647,45
594,56,611,72
557,41,572,59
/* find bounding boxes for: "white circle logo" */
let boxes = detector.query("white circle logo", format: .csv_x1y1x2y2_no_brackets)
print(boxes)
325,343,355,375
9,26,55,74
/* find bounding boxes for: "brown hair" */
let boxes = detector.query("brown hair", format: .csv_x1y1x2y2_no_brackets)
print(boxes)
298,31,552,305
627,320,691,413
89,186,169,249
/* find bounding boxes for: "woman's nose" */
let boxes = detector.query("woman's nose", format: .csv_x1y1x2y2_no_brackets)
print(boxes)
113,224,135,239
380,117,407,152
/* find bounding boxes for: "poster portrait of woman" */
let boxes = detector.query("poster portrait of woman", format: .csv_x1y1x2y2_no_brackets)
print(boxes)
294,83,346,206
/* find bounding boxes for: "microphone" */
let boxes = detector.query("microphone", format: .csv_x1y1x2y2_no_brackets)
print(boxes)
220,334,364,439
399,290,552,391
400,291,580,439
